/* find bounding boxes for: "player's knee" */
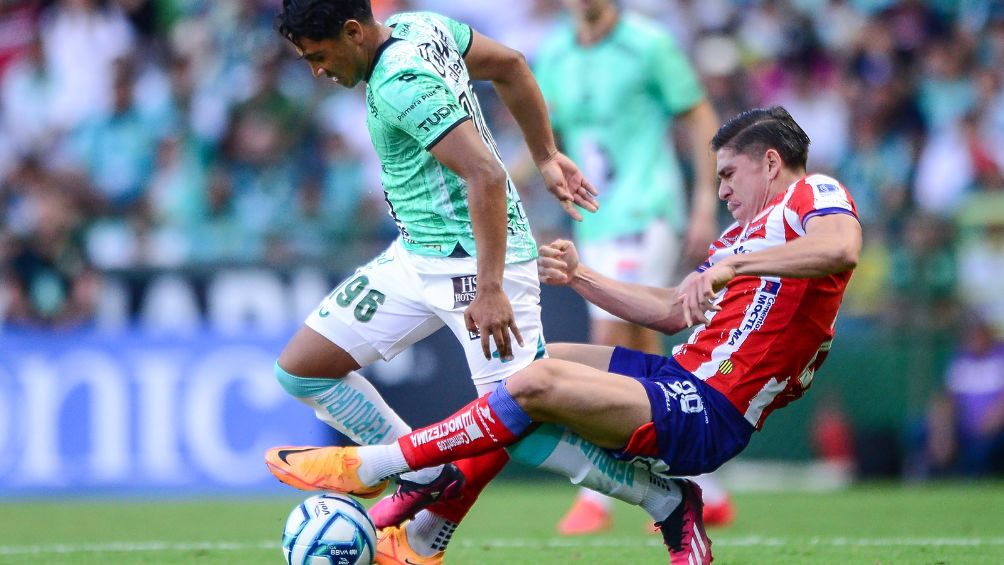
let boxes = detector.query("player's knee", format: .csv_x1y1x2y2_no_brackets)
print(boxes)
274,361,336,398
277,326,357,378
274,361,303,397
506,360,565,417
276,342,307,378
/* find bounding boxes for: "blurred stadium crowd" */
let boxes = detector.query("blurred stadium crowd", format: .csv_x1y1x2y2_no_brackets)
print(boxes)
1,0,1003,476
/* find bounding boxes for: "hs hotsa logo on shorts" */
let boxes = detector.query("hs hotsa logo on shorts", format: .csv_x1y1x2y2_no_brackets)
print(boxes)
453,275,481,340
452,275,477,308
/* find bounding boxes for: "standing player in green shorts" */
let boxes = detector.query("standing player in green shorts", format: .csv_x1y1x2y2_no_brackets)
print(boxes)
264,1,633,563
534,0,734,534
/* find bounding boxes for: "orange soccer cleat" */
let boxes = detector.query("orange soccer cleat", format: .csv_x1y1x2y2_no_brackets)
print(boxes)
557,496,613,535
702,496,736,527
264,445,388,498
374,523,444,565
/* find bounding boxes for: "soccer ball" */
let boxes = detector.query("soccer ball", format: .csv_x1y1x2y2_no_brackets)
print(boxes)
282,493,377,565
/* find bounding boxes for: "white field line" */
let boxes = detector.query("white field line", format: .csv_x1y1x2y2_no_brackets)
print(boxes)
2,537,1004,555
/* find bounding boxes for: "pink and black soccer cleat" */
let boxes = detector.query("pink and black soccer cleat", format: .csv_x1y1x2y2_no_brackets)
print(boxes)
656,479,713,564
369,463,465,529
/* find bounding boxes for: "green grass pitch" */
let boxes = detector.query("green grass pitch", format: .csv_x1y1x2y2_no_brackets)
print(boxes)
1,481,1002,564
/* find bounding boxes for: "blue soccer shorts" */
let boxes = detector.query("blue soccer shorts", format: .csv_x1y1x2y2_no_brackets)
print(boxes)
607,346,755,476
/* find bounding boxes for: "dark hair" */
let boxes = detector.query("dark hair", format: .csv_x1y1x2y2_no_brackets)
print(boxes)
710,106,811,170
275,0,374,43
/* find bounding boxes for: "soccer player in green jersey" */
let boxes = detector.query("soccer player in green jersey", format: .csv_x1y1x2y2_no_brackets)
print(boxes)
534,0,734,534
265,1,604,562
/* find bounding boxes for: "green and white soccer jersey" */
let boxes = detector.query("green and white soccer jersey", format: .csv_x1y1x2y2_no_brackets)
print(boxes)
366,12,536,263
534,13,705,243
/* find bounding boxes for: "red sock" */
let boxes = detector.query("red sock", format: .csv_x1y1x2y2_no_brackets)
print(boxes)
398,394,519,470
426,450,510,523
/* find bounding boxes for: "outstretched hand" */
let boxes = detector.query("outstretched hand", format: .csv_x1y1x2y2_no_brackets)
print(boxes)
538,152,599,222
537,239,580,286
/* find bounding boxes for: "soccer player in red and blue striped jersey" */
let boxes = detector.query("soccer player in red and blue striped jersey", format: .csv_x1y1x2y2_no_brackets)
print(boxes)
267,106,862,564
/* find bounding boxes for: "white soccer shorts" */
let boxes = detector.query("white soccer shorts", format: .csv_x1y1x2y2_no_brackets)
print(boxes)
305,239,544,391
579,220,679,321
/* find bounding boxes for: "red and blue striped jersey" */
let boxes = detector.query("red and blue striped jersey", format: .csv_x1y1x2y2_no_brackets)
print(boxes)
672,174,858,429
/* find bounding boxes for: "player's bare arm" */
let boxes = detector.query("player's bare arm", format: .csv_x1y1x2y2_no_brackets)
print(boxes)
430,120,523,361
463,30,599,221
678,100,722,263
538,239,691,334
718,213,860,278
676,213,862,326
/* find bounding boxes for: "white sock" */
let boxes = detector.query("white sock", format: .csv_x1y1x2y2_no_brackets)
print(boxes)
639,473,683,522
511,426,682,521
398,465,443,484
289,370,443,483
406,511,457,556
294,370,410,444
356,443,410,485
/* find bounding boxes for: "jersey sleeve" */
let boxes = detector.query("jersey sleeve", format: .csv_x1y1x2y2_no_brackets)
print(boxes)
647,30,705,115
785,177,859,233
372,70,471,150
429,13,473,57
